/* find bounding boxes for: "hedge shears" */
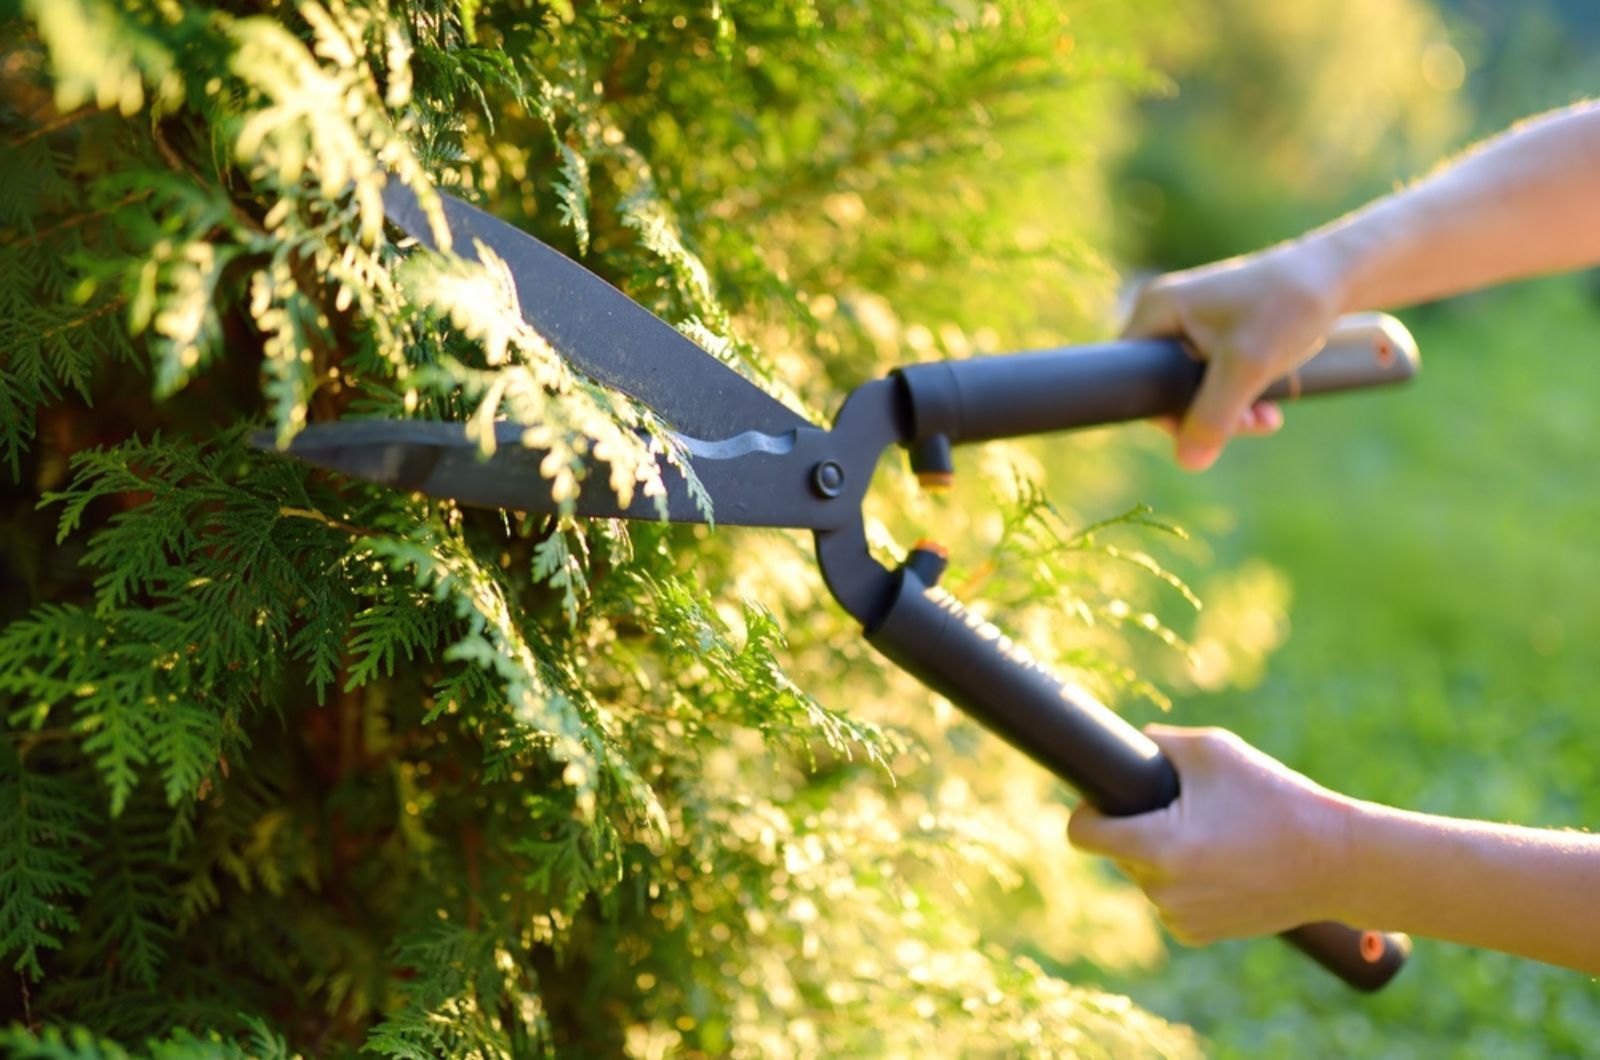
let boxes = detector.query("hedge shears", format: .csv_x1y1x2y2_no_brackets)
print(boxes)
271,182,1418,991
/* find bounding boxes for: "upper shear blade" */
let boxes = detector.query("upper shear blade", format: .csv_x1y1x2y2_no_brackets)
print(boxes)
382,180,814,442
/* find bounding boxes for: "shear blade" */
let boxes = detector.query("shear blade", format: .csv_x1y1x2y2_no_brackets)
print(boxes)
382,180,815,443
271,420,851,530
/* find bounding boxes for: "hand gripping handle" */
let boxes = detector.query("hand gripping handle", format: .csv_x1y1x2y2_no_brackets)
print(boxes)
866,567,1409,991
892,312,1418,446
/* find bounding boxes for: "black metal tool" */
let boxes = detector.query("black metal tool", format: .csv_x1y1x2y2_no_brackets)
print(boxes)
273,181,1419,991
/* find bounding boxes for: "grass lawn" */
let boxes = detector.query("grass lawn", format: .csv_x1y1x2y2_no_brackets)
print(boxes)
1103,275,1600,1057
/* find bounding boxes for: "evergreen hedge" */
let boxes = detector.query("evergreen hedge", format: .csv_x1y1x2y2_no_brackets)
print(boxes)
0,1,1199,1054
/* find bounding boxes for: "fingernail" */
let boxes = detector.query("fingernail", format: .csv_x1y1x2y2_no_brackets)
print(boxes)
1176,441,1215,471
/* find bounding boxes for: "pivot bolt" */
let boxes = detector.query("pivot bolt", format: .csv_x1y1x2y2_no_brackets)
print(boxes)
811,460,846,498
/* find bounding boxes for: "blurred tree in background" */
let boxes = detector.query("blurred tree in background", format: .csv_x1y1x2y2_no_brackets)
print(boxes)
1441,0,1600,128
0,1,1230,1056
1115,0,1465,269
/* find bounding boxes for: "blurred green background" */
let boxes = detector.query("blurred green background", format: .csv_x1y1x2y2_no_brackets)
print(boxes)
1093,0,1600,1053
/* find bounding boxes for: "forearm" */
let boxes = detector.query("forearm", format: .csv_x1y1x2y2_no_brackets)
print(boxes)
1335,798,1600,974
1303,102,1600,311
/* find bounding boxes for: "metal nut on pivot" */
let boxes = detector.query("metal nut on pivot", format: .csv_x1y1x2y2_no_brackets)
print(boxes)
811,460,846,498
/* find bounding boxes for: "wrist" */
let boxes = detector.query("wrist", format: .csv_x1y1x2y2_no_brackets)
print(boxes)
1297,202,1415,314
1314,793,1386,927
1277,784,1363,927
1288,228,1366,315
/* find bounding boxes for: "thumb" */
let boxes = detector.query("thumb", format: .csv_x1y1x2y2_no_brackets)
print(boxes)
1141,721,1197,751
1141,722,1246,775
1120,281,1181,340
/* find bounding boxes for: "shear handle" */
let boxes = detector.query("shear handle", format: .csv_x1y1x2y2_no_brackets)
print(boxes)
893,312,1417,446
864,565,1410,992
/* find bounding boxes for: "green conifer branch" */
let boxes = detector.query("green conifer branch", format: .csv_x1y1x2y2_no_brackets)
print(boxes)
0,744,95,981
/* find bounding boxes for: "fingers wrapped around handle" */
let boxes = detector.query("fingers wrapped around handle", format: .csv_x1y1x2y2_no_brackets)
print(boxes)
891,312,1417,446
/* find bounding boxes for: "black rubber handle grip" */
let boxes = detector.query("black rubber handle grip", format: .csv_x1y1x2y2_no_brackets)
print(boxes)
866,568,1409,992
892,312,1418,445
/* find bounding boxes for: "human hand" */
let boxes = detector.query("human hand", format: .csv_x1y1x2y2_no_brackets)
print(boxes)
1067,724,1356,946
1123,241,1350,470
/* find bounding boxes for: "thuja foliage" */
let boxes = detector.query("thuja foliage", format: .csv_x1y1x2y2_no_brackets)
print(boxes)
1,1,1206,1055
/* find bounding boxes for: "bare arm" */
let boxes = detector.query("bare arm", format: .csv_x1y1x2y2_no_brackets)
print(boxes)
1067,726,1600,974
1325,102,1600,309
1125,102,1600,470
1340,802,1600,974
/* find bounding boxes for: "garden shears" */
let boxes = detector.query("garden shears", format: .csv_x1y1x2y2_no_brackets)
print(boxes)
271,182,1418,991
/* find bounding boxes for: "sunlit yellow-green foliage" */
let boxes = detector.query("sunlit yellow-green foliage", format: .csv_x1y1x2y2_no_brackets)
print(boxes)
0,0,1247,1056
